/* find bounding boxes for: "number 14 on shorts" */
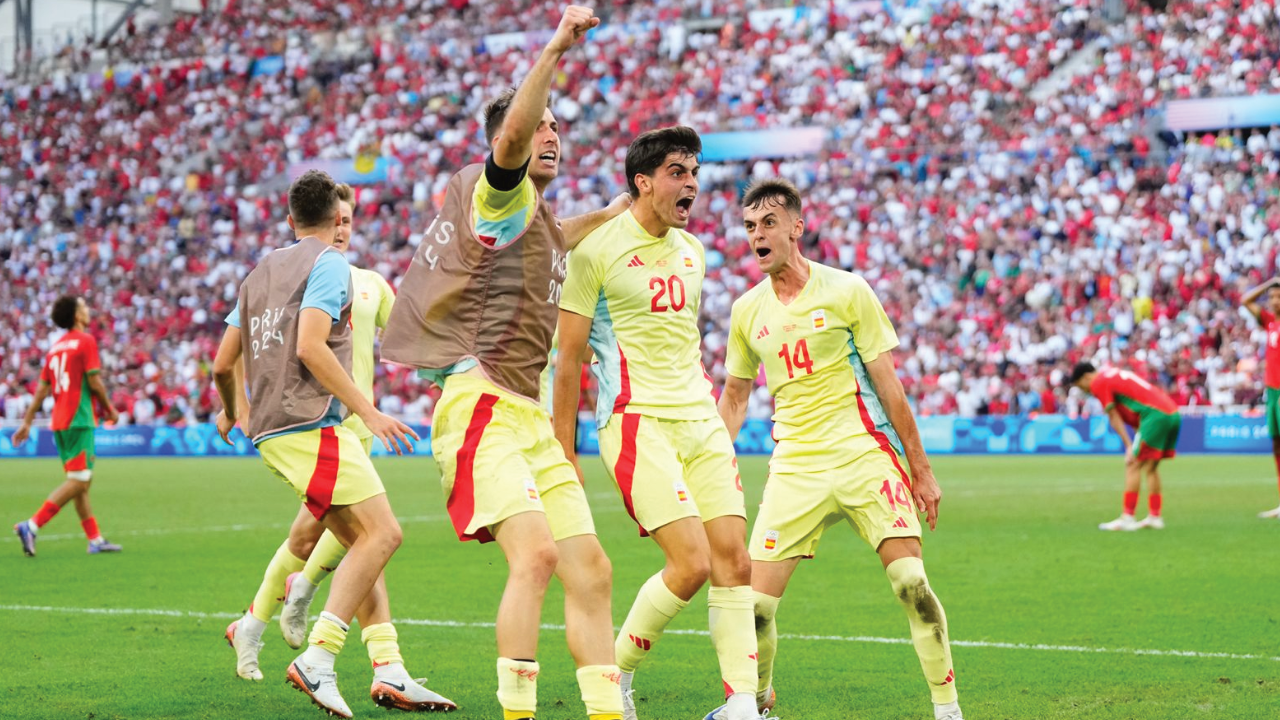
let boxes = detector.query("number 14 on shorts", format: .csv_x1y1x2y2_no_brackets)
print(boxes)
880,479,913,511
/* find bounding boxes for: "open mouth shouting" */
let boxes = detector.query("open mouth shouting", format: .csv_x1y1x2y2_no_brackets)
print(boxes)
537,149,558,170
674,195,695,223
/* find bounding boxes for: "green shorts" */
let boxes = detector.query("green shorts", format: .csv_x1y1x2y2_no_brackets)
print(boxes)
1135,411,1180,462
54,428,96,477
1267,388,1280,439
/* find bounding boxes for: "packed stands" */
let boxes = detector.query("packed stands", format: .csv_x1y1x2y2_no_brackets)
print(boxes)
3,0,1278,427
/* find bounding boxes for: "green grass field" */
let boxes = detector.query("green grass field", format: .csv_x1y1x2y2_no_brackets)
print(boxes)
3,454,1279,720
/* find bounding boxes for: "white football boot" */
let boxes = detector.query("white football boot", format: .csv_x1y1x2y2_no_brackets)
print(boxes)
621,671,637,720
280,572,318,649
1098,514,1140,531
1137,515,1165,530
225,618,264,681
287,655,353,718
370,663,458,712
1258,506,1280,519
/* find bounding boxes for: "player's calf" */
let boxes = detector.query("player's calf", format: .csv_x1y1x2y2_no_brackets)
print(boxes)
886,556,961,719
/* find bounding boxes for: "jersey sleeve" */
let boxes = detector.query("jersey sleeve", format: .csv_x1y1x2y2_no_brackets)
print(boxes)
226,305,241,328
375,274,395,329
300,250,352,322
1261,309,1276,325
724,303,761,380
847,276,899,363
559,240,604,319
473,154,537,249
81,335,102,374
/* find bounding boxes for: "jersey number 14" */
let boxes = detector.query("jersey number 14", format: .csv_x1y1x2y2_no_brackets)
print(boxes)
47,353,72,394
778,340,814,379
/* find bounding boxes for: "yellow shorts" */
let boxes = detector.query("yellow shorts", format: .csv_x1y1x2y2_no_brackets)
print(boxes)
750,446,921,561
431,374,594,543
257,425,385,520
598,413,745,536
342,413,375,457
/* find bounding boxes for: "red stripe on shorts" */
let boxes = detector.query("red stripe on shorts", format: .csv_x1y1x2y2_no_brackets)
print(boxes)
613,343,632,413
304,427,341,520
449,393,499,543
854,393,913,494
614,413,648,537
64,450,89,472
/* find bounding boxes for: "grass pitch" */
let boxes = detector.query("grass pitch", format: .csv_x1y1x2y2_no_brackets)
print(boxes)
2,453,1279,720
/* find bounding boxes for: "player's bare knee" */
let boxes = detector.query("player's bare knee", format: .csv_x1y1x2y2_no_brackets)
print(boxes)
289,537,318,558
668,554,711,595
571,547,612,600
514,541,559,587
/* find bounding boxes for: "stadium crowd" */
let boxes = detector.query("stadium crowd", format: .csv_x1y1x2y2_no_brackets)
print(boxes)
4,0,1280,428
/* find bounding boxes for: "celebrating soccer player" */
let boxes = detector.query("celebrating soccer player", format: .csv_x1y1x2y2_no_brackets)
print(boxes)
213,170,453,718
12,295,122,556
554,127,761,720
1242,277,1280,518
380,7,628,720
715,179,961,720
1068,362,1180,531
221,184,449,713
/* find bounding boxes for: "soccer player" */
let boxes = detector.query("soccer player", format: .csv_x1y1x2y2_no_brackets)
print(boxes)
1068,362,1180,531
12,295,122,556
554,127,760,720
223,184,446,714
213,169,451,718
380,8,625,720
715,179,960,720
1242,277,1280,518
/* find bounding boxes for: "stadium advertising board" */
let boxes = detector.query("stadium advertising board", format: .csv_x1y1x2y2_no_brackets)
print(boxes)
0,415,1269,459
700,128,828,162
1165,93,1280,132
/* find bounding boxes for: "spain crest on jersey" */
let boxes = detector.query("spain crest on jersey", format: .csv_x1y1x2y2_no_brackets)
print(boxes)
811,309,827,330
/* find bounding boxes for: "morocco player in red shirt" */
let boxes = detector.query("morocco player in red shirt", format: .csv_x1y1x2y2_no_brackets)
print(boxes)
1242,277,1280,519
12,295,121,556
1069,362,1180,531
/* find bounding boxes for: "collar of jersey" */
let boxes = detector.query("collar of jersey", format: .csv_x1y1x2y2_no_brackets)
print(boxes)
622,208,673,244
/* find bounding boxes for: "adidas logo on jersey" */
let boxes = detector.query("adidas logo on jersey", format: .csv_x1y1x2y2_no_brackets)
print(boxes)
756,326,770,340
892,517,909,529
627,255,645,267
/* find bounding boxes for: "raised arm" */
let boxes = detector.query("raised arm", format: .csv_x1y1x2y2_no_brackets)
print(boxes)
11,382,52,446
561,193,632,250
717,375,753,443
865,353,941,531
491,6,599,171
1242,277,1279,320
553,309,593,481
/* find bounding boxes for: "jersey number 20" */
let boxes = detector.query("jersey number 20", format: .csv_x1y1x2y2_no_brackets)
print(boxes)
650,275,687,313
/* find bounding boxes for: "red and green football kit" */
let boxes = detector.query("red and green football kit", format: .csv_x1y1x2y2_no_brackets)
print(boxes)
39,329,102,474
1257,310,1280,438
1090,368,1180,461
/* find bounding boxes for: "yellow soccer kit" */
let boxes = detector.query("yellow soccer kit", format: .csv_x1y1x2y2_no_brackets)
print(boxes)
429,161,595,543
725,260,918,558
343,266,396,442
561,210,742,534
257,425,385,519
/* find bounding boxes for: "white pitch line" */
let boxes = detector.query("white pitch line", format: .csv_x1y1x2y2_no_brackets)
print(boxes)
0,494,627,543
2,604,1276,663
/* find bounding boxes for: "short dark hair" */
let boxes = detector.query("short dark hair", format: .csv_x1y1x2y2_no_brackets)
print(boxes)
51,295,81,330
624,126,702,197
742,178,802,217
483,87,552,146
1067,361,1096,387
288,170,340,229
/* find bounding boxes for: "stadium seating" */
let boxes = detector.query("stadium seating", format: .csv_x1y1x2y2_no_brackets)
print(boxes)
3,0,1277,426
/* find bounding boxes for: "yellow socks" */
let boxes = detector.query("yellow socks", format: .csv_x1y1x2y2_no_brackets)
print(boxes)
251,541,306,622
708,585,758,697
303,530,348,586
886,557,957,704
615,573,688,673
497,658,539,720
362,622,404,667
308,611,349,657
577,664,623,720
753,591,781,697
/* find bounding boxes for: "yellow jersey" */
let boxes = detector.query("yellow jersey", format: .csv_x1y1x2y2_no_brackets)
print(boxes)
560,209,717,428
725,260,903,473
343,266,395,439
